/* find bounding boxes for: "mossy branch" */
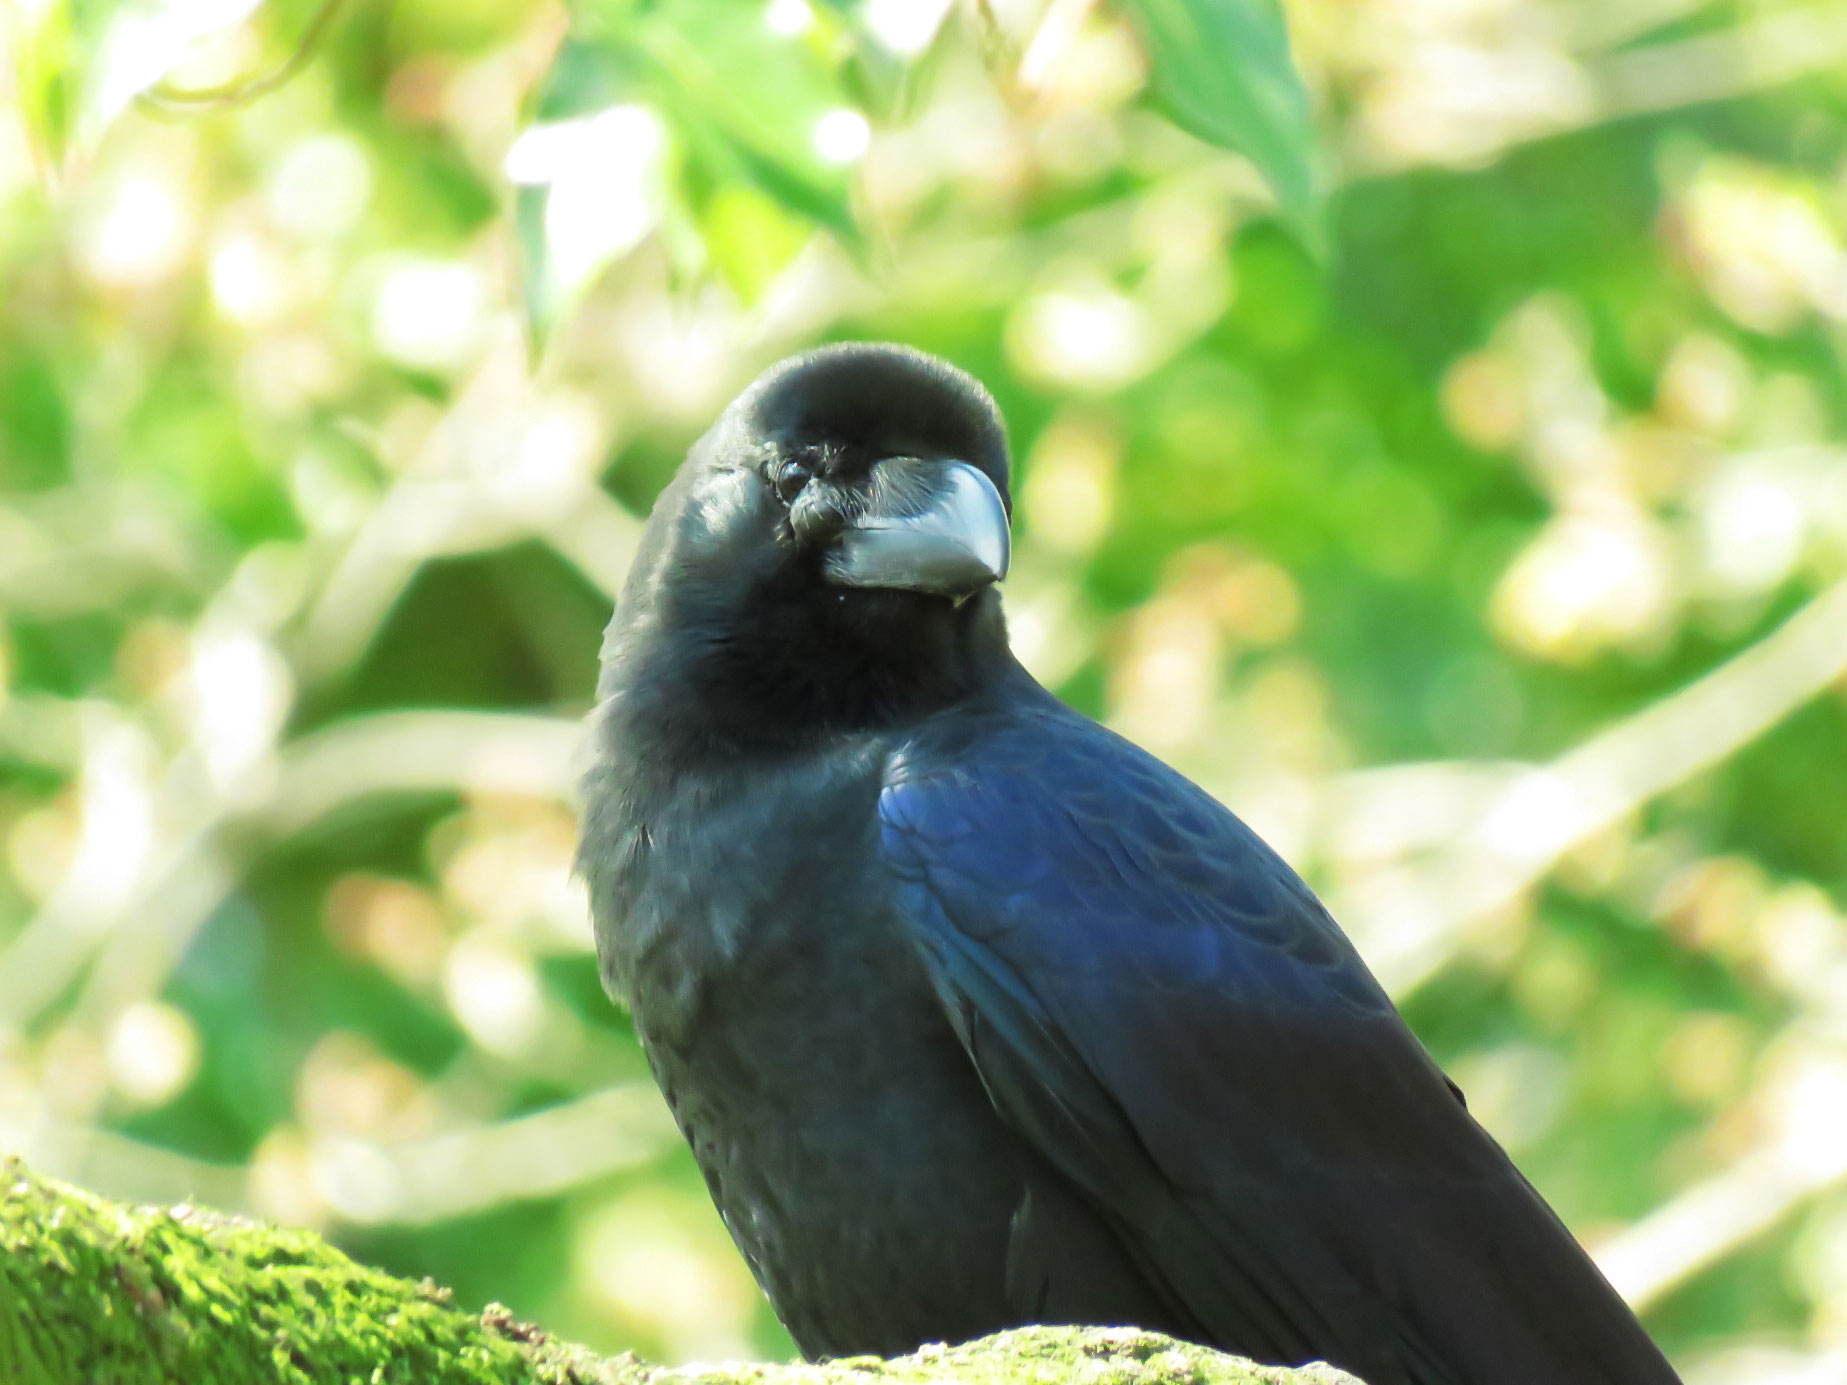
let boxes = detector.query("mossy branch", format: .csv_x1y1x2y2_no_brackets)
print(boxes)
0,1157,1359,1385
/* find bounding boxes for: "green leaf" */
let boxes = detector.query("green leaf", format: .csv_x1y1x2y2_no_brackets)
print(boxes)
514,181,556,344
629,1,861,246
532,30,639,120
1114,0,1324,251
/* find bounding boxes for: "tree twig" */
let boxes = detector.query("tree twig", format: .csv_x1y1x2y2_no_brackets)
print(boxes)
138,0,351,115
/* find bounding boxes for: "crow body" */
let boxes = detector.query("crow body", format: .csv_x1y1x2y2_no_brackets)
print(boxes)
577,343,1681,1384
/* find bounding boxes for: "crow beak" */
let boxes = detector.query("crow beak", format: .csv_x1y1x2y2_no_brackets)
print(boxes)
825,460,1011,600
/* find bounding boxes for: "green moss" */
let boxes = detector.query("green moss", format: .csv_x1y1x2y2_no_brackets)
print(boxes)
0,1158,537,1385
0,1159,1357,1385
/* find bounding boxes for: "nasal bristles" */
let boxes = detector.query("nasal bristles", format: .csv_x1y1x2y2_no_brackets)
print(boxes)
787,485,855,546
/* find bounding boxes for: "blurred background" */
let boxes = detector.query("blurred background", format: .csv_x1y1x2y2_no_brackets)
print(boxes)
3,0,1847,1378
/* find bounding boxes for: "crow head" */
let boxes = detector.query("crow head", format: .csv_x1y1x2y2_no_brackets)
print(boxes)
602,343,1016,746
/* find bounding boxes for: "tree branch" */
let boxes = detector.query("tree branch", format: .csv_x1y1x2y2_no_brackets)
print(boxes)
0,1158,1358,1385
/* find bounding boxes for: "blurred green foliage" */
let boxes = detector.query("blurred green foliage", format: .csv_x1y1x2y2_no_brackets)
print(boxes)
3,0,1847,1381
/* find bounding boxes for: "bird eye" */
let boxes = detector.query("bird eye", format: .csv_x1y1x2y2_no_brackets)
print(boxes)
773,456,814,505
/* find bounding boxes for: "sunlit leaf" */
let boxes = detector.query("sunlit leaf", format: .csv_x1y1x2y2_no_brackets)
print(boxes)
702,184,810,305
1114,0,1323,250
520,0,864,338
12,0,83,169
10,0,269,171
512,37,651,339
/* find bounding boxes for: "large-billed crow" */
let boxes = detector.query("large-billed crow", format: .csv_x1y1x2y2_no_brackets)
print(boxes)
576,342,1682,1384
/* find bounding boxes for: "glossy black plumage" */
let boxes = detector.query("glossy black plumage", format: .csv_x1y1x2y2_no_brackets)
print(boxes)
576,342,1682,1384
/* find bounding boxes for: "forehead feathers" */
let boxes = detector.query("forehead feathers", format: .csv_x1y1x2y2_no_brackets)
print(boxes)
725,342,1011,511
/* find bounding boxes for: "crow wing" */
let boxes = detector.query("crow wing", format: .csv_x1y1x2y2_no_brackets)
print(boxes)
878,700,1679,1385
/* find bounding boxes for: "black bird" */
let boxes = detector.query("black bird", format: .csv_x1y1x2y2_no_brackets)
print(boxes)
576,342,1682,1385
